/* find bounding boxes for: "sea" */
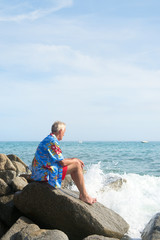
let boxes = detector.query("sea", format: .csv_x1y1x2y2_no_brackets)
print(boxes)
1,140,160,240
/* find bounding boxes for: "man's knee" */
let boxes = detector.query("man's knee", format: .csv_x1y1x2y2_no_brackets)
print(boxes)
66,160,81,175
75,160,81,169
71,160,81,172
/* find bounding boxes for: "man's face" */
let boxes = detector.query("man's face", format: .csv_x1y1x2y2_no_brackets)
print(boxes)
57,128,66,141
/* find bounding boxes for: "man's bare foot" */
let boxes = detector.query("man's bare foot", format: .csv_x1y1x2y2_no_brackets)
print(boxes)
79,194,97,205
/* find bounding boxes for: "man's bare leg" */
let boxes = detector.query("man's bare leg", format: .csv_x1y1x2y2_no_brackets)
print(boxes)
66,161,97,204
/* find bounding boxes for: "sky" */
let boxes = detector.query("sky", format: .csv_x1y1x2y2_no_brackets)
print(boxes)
0,0,160,141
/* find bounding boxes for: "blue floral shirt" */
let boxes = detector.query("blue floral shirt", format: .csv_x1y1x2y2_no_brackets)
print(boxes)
31,134,64,188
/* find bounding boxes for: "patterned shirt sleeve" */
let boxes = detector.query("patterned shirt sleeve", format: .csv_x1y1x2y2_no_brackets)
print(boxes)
47,139,64,162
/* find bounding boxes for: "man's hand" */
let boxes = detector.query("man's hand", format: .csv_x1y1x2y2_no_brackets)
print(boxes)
60,157,84,168
71,158,84,169
78,159,85,169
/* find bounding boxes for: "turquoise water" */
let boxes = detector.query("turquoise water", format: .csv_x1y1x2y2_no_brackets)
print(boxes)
0,141,160,176
62,141,160,176
1,140,160,239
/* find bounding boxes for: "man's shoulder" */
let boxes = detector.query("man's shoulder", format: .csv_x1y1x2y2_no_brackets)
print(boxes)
43,134,59,145
38,134,52,146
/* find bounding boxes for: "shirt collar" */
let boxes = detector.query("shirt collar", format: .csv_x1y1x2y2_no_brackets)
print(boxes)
50,133,59,142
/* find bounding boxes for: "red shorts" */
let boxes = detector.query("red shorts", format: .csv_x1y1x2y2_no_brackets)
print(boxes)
62,166,68,180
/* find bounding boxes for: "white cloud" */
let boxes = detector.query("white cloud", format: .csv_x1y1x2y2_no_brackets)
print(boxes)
0,0,73,22
1,53,160,140
1,42,160,94
0,43,101,74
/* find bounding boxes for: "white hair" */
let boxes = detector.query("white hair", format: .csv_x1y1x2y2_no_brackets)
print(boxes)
51,121,66,133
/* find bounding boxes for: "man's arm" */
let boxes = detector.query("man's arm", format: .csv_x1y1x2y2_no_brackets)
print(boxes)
59,158,84,168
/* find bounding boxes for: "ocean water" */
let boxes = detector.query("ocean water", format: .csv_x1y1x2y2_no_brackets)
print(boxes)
1,140,160,239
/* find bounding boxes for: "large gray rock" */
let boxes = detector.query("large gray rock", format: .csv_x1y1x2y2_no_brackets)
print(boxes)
17,228,69,240
11,176,28,192
0,178,11,196
0,154,16,171
0,154,16,184
106,177,127,191
14,182,129,240
61,175,73,189
0,154,31,185
0,170,16,184
1,216,69,240
7,154,31,175
1,216,38,240
0,220,8,239
0,194,22,227
141,213,160,240
83,235,119,240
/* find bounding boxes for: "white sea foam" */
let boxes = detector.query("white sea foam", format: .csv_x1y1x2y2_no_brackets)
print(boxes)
71,162,160,239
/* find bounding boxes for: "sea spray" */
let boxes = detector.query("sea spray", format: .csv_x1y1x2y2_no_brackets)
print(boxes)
71,162,160,239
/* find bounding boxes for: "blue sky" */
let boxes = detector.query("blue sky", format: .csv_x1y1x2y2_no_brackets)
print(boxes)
0,0,160,141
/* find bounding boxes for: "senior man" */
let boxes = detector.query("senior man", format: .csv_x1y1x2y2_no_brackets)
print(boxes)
31,121,97,204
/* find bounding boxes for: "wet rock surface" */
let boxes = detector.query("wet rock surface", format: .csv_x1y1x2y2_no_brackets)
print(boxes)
14,182,129,240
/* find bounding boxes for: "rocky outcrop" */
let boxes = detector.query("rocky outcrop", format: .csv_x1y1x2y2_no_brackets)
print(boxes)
61,174,73,189
141,213,160,240
104,175,127,191
1,216,38,240
0,153,129,239
0,153,31,236
0,178,11,196
0,153,30,188
11,176,28,191
1,216,68,240
0,194,22,227
7,154,30,173
14,182,129,240
0,220,8,239
83,235,119,240
17,228,69,240
0,154,16,184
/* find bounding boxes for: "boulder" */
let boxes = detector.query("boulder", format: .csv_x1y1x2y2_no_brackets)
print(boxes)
105,176,127,191
61,175,73,189
17,228,69,240
0,154,31,185
1,216,39,240
0,194,22,227
19,173,36,183
141,212,160,240
0,178,11,196
0,220,8,239
107,178,127,191
83,235,119,240
7,154,31,175
0,170,16,184
11,176,28,192
0,154,16,184
1,216,69,240
0,154,16,171
14,182,129,240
